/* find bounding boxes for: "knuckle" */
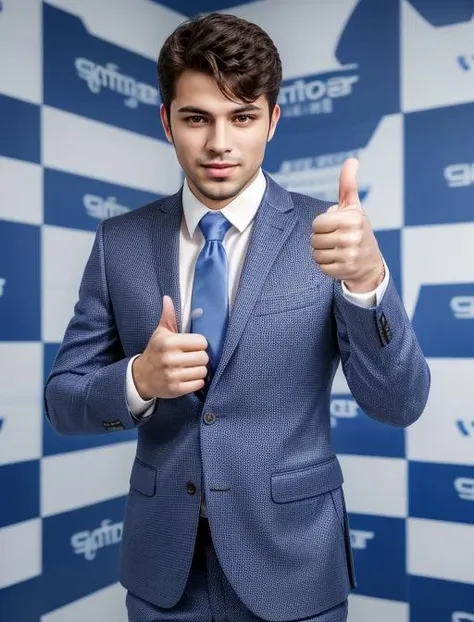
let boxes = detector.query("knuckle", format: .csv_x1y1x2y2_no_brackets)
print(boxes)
163,367,174,382
344,232,360,247
160,335,172,351
168,380,179,393
346,247,359,262
354,212,364,229
161,352,174,367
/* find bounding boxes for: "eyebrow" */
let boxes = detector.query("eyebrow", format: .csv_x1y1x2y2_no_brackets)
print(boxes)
176,104,262,115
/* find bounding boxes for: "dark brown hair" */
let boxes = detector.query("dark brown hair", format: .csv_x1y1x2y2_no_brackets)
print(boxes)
157,12,282,116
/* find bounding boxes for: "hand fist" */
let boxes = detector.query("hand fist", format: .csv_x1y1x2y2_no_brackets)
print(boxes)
132,296,209,400
310,158,383,291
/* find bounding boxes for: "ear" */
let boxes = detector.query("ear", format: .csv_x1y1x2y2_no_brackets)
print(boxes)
267,104,281,142
160,104,173,143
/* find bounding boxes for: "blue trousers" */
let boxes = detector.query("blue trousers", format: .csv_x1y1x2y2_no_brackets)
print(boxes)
126,517,348,622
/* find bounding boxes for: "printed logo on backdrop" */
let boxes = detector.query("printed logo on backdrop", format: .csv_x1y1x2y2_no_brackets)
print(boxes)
453,614,474,622
71,519,123,561
445,162,474,188
43,4,165,141
405,103,474,225
84,194,130,220
0,278,6,297
454,478,474,502
350,529,375,550
269,148,369,203
278,69,359,122
42,498,127,613
276,0,399,134
457,54,474,72
44,169,159,232
75,58,159,110
456,420,474,438
411,283,474,357
409,463,474,524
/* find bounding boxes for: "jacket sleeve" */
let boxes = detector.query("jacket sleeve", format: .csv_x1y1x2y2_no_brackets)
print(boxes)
333,273,431,427
44,220,153,435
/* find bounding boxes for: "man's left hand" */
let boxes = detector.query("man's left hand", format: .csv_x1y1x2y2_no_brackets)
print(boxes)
310,158,384,293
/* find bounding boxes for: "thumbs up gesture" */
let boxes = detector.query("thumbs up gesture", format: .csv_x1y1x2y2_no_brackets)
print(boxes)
132,296,209,400
310,158,384,292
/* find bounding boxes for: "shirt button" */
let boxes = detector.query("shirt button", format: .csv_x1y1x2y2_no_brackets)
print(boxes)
203,412,216,425
186,482,197,495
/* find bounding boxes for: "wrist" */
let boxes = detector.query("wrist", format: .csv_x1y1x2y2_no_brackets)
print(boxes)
132,355,154,401
344,259,385,293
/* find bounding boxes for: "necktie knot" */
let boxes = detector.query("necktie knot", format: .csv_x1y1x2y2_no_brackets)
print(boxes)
199,211,232,242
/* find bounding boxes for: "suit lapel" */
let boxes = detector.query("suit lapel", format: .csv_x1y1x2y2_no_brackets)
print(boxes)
210,175,298,392
151,189,184,333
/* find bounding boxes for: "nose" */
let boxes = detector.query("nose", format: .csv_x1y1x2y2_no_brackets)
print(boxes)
206,120,231,155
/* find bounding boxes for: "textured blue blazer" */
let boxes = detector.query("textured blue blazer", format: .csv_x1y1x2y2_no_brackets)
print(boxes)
45,173,430,621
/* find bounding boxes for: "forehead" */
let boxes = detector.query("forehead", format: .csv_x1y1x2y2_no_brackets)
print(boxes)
172,70,267,114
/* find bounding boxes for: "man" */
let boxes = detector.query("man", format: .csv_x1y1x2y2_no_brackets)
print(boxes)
44,12,430,622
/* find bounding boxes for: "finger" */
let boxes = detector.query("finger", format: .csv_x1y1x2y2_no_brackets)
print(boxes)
311,231,341,250
177,379,206,395
176,365,209,383
312,211,344,235
338,158,359,209
162,350,209,368
312,248,338,265
161,333,208,352
158,295,178,333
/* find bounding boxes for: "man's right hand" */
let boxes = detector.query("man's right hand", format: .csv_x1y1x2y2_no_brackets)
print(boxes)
132,296,209,400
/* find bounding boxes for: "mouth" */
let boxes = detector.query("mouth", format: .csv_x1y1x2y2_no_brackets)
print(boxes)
201,163,239,179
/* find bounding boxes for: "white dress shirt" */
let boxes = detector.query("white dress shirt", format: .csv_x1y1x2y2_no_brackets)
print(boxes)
125,169,389,515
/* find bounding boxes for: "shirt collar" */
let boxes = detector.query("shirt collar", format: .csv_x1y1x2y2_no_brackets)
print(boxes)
182,168,267,238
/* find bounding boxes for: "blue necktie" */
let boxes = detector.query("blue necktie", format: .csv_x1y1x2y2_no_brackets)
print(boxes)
190,211,233,382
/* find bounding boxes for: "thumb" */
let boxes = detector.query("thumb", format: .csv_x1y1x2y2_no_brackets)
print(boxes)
158,295,178,333
338,157,360,209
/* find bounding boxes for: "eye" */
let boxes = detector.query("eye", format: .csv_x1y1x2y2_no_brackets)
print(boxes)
235,115,255,124
186,115,206,125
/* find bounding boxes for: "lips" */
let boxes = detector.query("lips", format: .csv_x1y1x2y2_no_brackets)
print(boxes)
202,163,238,178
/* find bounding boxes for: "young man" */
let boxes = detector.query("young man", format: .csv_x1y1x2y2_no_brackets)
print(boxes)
45,12,430,622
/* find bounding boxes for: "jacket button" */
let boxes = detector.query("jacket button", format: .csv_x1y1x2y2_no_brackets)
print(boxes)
186,482,197,495
203,412,216,425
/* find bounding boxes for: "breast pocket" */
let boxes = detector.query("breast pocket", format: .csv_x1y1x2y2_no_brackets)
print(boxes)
253,285,321,317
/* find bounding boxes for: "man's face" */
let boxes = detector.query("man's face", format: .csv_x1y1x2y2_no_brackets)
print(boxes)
160,70,280,210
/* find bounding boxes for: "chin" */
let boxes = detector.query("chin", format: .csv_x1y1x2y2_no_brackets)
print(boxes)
200,180,242,202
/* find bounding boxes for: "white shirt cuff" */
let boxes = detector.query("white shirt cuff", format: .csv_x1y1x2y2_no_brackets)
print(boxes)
341,257,390,308
126,355,156,419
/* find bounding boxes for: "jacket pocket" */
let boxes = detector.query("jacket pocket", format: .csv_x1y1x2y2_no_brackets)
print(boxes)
253,285,321,317
129,458,156,497
271,455,343,503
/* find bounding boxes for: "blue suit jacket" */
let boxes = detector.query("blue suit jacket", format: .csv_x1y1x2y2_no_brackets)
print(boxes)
45,174,430,621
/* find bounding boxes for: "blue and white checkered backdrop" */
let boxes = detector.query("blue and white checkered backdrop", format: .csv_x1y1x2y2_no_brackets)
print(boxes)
0,0,473,620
